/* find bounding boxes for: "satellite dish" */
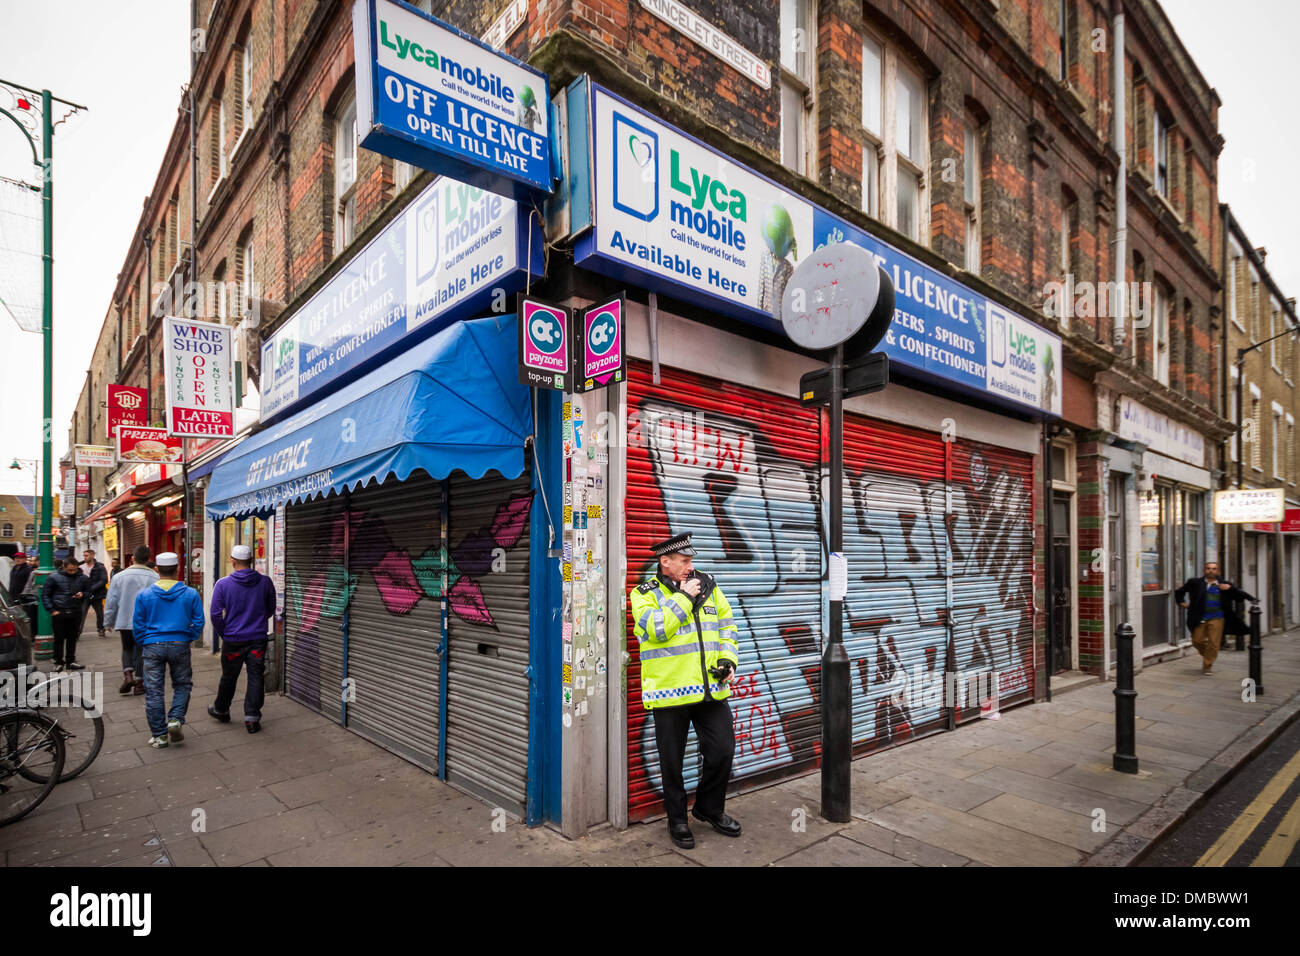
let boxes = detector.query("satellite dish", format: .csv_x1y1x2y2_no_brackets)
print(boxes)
779,242,886,352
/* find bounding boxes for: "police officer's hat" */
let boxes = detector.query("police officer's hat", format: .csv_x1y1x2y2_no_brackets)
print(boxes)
651,533,695,557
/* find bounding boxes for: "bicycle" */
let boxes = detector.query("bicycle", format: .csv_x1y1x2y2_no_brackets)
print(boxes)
0,708,66,827
24,673,105,781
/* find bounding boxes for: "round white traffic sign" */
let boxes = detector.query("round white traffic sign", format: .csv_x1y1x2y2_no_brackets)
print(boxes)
779,241,880,350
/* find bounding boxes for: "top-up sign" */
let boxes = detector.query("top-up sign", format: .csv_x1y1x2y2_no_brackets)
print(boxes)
352,0,552,199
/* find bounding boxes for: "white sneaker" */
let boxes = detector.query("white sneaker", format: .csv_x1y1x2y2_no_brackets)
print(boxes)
167,718,184,743
148,735,169,749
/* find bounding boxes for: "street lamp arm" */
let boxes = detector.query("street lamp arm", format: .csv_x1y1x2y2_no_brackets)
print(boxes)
0,106,38,166
1236,322,1300,364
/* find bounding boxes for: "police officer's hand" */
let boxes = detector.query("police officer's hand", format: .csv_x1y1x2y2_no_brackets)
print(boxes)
680,577,702,599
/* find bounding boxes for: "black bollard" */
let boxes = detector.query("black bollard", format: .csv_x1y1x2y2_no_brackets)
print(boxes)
1249,603,1264,696
1113,622,1139,774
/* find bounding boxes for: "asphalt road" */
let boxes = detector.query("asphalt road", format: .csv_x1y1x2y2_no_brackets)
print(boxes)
1141,715,1300,867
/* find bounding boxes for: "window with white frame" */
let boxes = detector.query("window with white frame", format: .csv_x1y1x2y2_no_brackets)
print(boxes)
861,34,882,218
1284,413,1294,486
1153,282,1170,384
779,0,815,176
242,44,254,132
862,31,927,242
24,524,33,539
335,92,358,256
219,96,228,179
1228,241,1242,330
1271,301,1281,371
2,524,12,539
395,160,416,193
1250,383,1262,471
1153,106,1169,199
1249,271,1260,342
240,236,254,317
1273,403,1284,477
964,115,980,272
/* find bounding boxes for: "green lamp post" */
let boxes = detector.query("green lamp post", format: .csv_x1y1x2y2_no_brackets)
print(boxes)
1,80,86,660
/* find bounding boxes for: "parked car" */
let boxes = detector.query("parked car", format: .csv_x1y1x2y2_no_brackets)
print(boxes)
0,579,33,671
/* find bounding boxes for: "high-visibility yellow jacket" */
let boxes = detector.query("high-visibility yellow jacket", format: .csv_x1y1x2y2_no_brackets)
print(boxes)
630,572,740,709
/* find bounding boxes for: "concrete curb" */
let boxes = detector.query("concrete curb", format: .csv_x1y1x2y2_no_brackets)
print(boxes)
1081,687,1300,867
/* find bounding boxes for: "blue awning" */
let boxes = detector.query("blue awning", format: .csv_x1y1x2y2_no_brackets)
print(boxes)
205,315,531,519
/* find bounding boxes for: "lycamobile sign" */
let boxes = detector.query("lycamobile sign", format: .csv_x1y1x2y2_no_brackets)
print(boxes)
576,83,1061,417
259,174,543,422
352,0,552,199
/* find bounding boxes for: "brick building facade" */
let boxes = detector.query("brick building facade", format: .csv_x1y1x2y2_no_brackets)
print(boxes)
58,0,1300,828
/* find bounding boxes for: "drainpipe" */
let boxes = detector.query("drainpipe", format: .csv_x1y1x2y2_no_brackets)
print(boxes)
144,235,154,424
1043,421,1054,700
1111,0,1127,349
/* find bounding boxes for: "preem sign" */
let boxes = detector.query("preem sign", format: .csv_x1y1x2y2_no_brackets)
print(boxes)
163,317,234,438
353,0,552,198
260,174,542,421
577,84,1062,417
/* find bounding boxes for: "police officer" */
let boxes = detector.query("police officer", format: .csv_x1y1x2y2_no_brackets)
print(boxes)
631,533,742,849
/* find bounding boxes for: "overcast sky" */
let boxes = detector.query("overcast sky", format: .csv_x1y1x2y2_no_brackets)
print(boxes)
0,0,1296,496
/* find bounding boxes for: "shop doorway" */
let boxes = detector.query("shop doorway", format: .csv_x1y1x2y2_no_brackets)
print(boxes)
1140,485,1172,648
1051,491,1073,673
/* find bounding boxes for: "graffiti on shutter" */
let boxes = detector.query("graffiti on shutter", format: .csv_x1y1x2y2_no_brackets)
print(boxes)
346,473,444,771
625,361,1038,819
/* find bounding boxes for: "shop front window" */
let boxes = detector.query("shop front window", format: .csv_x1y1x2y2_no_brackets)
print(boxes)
1140,489,1164,592
217,515,267,579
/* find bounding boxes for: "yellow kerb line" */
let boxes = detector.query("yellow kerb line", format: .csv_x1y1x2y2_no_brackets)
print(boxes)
1251,785,1300,867
1195,748,1300,867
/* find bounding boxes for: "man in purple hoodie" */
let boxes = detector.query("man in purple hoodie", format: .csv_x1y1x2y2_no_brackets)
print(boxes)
207,544,277,733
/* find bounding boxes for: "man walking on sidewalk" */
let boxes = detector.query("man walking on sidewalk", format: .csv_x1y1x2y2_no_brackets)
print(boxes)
79,549,108,638
207,544,276,734
132,552,203,749
1176,561,1255,675
104,545,159,696
41,557,89,671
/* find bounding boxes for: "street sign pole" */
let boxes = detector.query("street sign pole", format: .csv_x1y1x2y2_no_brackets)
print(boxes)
822,342,851,822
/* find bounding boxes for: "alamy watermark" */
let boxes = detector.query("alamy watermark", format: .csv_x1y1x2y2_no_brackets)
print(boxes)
0,665,103,717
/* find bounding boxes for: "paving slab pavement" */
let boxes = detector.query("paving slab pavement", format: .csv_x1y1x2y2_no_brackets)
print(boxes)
4,621,1298,866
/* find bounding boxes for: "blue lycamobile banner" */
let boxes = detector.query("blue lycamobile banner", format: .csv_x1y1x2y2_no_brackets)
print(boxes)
352,0,552,199
260,174,543,422
575,83,1061,417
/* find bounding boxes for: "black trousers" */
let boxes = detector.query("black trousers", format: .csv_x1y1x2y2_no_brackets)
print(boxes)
214,639,268,721
652,697,734,825
80,596,104,633
52,613,80,665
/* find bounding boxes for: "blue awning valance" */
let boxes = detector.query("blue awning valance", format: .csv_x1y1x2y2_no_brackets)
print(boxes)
205,315,530,519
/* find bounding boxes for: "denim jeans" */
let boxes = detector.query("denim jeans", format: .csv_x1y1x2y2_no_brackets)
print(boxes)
214,639,267,722
120,629,143,675
142,641,194,737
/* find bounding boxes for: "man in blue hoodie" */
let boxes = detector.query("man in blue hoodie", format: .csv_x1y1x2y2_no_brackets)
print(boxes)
132,552,204,749
207,544,277,733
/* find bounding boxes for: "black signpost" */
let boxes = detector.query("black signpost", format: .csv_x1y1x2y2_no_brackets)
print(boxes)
780,242,895,823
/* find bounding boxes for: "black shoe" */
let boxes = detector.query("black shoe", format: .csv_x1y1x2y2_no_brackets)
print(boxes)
246,720,261,734
691,808,742,837
668,822,695,849
65,662,85,671
207,704,231,723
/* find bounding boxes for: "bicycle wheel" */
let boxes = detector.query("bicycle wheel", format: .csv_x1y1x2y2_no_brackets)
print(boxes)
23,676,105,780
0,710,66,827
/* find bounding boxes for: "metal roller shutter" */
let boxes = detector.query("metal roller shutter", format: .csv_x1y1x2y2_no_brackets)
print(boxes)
120,514,146,563
625,361,824,821
444,470,534,814
346,474,444,771
842,413,949,749
283,494,347,722
950,439,1036,714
